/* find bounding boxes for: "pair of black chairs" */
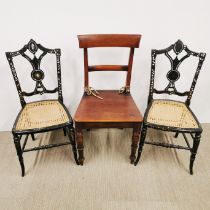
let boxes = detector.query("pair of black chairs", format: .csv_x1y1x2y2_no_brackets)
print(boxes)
6,38,206,177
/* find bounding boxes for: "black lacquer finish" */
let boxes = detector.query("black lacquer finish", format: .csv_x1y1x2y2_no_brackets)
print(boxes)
148,39,206,104
6,40,78,176
6,39,63,106
135,40,206,174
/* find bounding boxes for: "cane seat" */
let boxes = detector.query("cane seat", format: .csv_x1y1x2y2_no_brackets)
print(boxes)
146,100,199,129
15,100,71,132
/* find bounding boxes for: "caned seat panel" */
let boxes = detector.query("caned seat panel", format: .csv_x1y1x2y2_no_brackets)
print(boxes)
146,100,199,129
15,100,70,131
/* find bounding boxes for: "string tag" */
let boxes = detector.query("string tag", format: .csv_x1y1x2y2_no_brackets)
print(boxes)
119,86,130,94
85,87,103,100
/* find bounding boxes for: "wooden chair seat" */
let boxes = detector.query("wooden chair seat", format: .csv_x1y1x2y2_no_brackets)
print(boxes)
74,90,142,123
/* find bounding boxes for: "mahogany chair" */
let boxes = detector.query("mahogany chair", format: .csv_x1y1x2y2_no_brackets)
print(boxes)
6,39,78,176
74,34,143,165
134,40,206,174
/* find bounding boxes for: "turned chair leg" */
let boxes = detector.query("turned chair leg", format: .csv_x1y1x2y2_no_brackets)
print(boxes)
66,127,79,165
130,125,140,164
190,132,201,175
13,134,25,176
134,125,147,166
75,128,84,165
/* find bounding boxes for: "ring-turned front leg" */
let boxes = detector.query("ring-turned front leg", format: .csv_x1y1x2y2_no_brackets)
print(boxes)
13,134,25,176
75,126,84,165
134,124,147,166
66,126,79,165
190,132,201,175
130,124,141,164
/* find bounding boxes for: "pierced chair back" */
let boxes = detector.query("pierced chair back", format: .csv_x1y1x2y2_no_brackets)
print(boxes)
78,34,141,94
148,40,206,105
6,39,63,107
135,40,206,174
5,40,78,176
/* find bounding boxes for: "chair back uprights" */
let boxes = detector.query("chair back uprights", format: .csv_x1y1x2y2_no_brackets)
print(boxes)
148,40,206,105
6,39,63,107
78,34,142,95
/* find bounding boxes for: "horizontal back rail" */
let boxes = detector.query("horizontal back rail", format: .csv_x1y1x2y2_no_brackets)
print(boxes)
88,65,128,72
78,34,141,48
153,88,189,96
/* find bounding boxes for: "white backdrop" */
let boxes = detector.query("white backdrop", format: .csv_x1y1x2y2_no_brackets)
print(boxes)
0,0,209,131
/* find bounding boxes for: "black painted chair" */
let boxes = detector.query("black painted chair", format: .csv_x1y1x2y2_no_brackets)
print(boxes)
6,39,78,176
134,40,206,174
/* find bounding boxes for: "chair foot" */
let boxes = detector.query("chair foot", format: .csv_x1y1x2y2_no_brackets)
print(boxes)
78,157,84,165
31,133,35,141
134,125,147,166
63,128,66,136
174,132,179,138
13,134,25,176
189,132,201,175
130,156,135,164
189,165,193,175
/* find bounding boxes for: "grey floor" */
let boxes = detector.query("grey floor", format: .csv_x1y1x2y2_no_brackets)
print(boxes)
0,124,210,210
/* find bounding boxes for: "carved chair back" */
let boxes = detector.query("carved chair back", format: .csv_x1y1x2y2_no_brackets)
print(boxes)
148,40,206,105
78,34,142,93
6,39,63,107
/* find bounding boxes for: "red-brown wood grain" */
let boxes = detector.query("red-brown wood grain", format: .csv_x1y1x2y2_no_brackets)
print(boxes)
88,65,128,72
78,34,141,48
74,90,143,123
